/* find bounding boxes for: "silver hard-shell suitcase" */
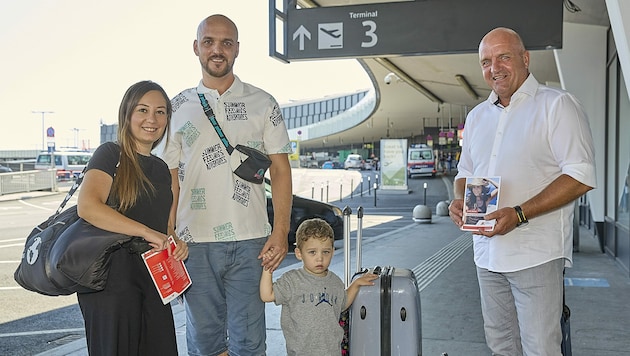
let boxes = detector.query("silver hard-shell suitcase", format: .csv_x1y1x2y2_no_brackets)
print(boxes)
348,266,422,356
342,206,422,356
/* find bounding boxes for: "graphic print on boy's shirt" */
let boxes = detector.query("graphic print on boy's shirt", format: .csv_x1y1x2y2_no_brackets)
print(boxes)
301,286,340,308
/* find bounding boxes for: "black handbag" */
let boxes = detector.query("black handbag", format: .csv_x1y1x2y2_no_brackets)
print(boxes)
231,144,272,184
14,204,83,296
198,92,271,184
48,218,133,291
14,167,135,296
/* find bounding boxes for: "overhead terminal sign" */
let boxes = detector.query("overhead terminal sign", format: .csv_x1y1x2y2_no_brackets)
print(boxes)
285,0,562,60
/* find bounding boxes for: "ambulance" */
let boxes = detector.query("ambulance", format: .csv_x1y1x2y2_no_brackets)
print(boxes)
407,144,436,177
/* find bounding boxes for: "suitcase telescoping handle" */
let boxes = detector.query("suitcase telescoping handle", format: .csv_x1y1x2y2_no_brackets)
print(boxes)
343,206,352,288
343,206,365,288
356,206,363,274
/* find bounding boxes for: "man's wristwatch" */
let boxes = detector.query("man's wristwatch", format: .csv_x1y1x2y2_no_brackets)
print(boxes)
514,205,528,227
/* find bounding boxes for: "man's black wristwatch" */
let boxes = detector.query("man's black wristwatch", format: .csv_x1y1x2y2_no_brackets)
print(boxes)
514,205,528,227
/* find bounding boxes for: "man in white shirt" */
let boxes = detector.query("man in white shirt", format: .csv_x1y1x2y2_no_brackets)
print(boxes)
448,27,596,355
159,14,293,356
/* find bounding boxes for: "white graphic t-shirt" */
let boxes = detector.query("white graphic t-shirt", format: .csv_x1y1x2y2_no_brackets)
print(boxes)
158,76,292,243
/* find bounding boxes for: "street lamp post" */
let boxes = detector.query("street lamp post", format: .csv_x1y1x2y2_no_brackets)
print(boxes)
32,111,54,151
70,128,86,149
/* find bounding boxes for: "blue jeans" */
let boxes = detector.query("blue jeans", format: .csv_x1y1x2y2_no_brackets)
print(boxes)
476,259,564,356
184,238,267,356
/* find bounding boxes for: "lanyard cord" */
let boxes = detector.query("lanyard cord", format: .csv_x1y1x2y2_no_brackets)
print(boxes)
197,92,234,155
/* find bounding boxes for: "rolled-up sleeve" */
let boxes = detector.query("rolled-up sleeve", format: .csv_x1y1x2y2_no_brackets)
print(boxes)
550,93,597,188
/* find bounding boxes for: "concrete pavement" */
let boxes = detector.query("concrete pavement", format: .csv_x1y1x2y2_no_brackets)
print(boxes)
6,168,629,355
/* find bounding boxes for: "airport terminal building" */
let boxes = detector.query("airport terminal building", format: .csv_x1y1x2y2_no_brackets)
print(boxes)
3,1,629,279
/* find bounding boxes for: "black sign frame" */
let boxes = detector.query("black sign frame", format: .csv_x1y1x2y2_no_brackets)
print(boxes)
271,0,563,62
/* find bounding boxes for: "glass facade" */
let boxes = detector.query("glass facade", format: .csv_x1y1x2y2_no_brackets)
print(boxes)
281,91,368,130
604,28,630,274
617,77,629,229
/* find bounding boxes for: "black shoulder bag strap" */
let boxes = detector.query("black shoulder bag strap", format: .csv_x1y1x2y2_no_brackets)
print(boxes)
51,166,87,218
51,157,120,220
197,92,235,155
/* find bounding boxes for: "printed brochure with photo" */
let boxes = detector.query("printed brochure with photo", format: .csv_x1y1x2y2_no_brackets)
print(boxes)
142,236,191,305
462,176,501,232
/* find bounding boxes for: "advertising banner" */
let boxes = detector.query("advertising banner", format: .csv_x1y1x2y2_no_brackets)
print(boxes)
380,139,408,191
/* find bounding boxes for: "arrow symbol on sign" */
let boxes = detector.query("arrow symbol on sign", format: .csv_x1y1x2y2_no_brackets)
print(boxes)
292,25,311,51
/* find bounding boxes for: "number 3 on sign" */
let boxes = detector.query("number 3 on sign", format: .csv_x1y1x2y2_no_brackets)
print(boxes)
361,20,377,48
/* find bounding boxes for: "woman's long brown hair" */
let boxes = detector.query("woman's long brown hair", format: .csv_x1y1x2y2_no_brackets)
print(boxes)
111,81,171,212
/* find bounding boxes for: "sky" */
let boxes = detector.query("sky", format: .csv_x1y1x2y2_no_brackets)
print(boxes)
0,0,372,151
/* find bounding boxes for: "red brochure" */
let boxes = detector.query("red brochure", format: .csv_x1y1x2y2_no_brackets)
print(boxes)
142,236,191,304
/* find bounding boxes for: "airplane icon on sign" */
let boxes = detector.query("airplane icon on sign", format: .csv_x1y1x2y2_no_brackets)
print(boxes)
318,22,343,49
320,27,341,38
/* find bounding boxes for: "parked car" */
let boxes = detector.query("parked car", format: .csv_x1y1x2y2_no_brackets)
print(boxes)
265,178,343,246
302,159,319,168
321,161,342,169
344,154,365,170
0,164,12,173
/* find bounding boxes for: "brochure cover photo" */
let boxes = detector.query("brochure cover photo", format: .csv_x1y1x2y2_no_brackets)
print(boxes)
462,177,501,231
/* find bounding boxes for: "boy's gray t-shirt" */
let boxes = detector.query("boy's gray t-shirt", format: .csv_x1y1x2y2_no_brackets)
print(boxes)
273,267,347,356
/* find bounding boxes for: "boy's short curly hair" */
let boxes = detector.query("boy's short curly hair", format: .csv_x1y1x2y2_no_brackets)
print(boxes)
295,218,334,250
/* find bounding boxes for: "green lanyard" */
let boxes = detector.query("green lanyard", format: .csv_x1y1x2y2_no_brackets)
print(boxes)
197,92,235,155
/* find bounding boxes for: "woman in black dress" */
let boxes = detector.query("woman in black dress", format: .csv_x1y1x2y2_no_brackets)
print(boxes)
76,81,188,355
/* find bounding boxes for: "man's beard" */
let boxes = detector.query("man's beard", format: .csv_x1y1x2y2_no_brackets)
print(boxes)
201,57,233,79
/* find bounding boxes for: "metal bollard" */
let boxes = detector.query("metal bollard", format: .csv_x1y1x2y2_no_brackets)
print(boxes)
423,182,428,205
320,183,324,201
340,181,343,202
373,183,377,207
351,179,354,199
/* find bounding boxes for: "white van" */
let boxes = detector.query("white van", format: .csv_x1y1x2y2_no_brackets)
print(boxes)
35,151,92,180
407,144,436,177
344,154,364,170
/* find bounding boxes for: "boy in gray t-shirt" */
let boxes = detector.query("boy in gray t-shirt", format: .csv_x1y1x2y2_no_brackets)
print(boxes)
260,218,377,356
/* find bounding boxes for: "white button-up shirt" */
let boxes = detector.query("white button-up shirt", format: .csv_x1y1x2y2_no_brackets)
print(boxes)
455,74,596,272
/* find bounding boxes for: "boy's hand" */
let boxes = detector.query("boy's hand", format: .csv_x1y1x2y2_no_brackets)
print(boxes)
344,272,379,310
353,272,379,286
260,250,276,270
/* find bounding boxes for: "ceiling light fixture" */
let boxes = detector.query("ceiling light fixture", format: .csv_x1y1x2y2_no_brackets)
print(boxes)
455,74,480,100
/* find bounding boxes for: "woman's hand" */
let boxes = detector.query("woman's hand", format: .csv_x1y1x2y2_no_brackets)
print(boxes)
144,230,170,252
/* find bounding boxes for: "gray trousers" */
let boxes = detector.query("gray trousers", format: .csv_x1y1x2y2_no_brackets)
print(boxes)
476,259,564,356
